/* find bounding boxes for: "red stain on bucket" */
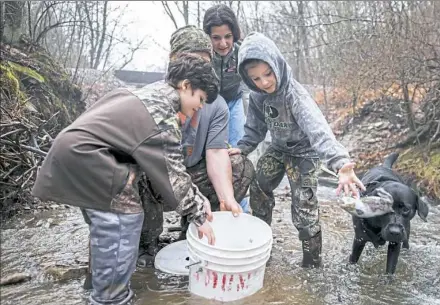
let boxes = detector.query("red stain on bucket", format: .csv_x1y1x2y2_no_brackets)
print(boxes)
221,274,227,291
205,270,210,286
239,275,245,290
228,275,234,291
212,272,218,289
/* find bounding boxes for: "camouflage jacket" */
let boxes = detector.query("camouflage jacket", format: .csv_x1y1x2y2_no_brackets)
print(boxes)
32,82,208,226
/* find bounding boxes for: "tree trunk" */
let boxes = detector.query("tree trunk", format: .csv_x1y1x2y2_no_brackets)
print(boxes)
197,1,200,27
402,80,416,132
0,2,4,42
2,1,25,45
297,1,310,84
183,1,189,25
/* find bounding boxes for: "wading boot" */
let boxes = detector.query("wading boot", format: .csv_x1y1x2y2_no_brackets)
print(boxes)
137,238,159,268
301,231,322,268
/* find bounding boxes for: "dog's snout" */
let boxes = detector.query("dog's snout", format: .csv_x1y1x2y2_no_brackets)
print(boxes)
388,224,403,235
383,223,406,243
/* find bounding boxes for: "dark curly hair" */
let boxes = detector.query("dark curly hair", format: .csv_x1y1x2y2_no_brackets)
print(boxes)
166,53,219,104
203,4,240,42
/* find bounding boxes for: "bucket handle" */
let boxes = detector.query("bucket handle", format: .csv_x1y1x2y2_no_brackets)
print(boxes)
185,260,202,269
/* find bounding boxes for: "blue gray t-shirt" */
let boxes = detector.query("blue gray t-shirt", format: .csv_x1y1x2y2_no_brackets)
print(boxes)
182,95,229,167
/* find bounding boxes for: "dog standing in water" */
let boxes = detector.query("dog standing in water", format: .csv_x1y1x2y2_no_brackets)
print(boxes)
349,152,429,274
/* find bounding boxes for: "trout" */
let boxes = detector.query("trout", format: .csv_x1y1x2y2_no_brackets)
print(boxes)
339,188,394,218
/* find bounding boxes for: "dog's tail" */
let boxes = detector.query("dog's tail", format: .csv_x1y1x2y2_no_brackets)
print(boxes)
383,152,399,168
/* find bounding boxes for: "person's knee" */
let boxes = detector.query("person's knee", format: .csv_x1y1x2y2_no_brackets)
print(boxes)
291,186,320,241
297,187,318,207
297,225,321,241
250,178,274,205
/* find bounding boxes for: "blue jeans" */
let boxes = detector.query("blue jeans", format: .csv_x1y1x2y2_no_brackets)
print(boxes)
239,197,251,214
227,97,248,211
227,97,245,148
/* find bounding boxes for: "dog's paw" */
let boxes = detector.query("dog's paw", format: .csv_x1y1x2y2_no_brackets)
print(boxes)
402,240,410,249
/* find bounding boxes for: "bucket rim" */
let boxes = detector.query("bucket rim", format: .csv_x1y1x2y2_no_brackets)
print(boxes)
187,250,270,273
188,211,273,252
187,231,273,255
187,241,271,266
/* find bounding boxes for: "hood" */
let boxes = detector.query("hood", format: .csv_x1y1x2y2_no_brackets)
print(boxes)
238,32,290,94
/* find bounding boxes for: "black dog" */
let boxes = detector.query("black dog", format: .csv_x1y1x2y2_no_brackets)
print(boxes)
349,152,429,274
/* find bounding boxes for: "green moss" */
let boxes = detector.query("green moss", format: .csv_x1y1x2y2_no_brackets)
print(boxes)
397,148,440,198
8,61,45,83
0,64,27,100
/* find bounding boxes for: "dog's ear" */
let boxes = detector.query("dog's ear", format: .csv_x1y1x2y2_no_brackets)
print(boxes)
416,196,429,222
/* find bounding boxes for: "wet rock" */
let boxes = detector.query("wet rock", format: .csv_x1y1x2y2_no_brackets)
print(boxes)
167,226,182,232
373,122,384,128
44,218,60,228
365,138,379,144
0,272,32,286
158,235,175,245
44,265,88,282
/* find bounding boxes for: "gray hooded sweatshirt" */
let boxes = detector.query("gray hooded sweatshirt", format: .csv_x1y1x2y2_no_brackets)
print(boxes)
237,32,350,173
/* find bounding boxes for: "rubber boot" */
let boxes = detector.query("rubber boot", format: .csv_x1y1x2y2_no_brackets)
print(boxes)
301,231,322,268
137,238,159,268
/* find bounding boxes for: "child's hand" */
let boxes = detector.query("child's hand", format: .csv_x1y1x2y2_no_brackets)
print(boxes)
228,148,241,155
203,200,213,222
336,162,366,198
197,221,216,245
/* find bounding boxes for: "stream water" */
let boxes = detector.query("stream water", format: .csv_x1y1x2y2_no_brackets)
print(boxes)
1,179,439,305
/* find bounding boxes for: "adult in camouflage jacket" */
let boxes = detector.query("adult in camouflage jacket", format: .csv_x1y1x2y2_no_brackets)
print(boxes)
138,25,255,267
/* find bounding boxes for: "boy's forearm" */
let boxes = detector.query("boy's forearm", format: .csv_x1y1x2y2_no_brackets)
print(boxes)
206,148,236,203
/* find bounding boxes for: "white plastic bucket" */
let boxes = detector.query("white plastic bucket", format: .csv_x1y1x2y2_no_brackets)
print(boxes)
187,211,273,302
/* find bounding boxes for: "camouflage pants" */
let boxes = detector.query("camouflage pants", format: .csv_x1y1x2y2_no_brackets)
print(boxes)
81,165,144,305
251,146,321,241
138,154,255,255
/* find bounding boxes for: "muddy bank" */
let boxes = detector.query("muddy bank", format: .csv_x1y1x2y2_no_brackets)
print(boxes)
0,43,85,220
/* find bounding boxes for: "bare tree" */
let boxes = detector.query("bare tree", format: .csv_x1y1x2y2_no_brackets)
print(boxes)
161,1,189,29
1,1,25,44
